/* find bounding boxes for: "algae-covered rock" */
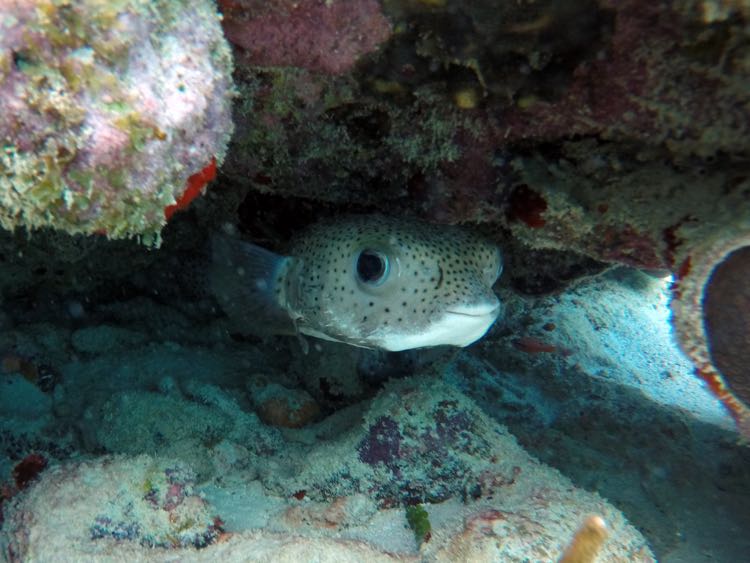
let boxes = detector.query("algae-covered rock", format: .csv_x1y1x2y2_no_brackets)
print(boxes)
0,0,234,243
1,456,224,557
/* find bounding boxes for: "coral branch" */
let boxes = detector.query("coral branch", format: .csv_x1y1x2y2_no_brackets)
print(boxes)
559,515,609,563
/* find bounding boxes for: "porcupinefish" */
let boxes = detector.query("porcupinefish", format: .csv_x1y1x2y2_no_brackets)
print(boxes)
210,215,502,351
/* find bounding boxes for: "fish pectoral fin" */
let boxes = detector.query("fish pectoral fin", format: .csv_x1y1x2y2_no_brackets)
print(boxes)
210,233,297,336
298,326,375,350
296,332,310,355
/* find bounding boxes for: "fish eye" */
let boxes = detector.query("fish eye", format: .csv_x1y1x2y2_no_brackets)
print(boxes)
356,249,389,285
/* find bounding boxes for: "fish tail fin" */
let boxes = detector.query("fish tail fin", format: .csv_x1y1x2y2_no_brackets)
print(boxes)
210,234,297,336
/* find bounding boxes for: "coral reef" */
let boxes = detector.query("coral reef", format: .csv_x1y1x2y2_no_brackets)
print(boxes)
0,374,654,561
0,0,748,560
1,262,748,559
0,0,233,242
220,0,749,263
216,0,750,433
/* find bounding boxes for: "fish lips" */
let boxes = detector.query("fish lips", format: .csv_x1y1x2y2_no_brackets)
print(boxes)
377,297,501,351
443,298,502,346
446,299,502,320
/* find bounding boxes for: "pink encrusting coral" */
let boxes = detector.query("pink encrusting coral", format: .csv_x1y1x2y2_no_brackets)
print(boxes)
220,0,392,75
0,0,234,243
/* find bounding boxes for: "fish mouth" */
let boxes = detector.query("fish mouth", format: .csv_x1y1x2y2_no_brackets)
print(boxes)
446,301,501,318
378,299,501,351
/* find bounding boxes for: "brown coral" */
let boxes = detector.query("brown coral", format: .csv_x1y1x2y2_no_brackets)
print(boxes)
559,515,609,563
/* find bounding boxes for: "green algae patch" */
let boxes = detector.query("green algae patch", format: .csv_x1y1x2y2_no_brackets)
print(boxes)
405,504,432,547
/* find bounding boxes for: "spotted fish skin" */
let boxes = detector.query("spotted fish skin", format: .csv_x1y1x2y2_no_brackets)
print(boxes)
211,215,502,351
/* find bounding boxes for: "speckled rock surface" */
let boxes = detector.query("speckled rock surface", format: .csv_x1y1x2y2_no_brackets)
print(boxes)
0,379,654,562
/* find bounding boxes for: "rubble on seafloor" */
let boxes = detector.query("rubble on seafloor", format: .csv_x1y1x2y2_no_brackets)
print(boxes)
0,267,748,561
0,377,653,561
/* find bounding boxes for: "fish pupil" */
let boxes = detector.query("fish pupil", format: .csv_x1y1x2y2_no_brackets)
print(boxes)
357,249,388,284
